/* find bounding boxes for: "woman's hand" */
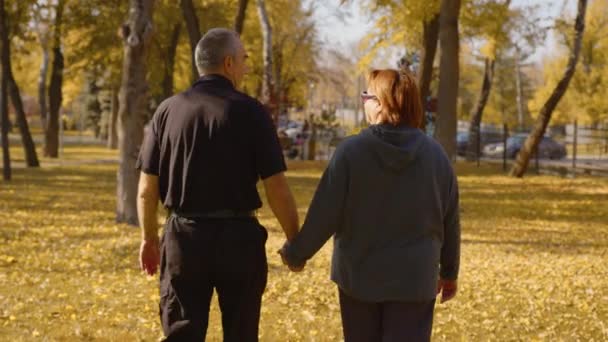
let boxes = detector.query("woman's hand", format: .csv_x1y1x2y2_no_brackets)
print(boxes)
278,247,305,272
437,278,457,303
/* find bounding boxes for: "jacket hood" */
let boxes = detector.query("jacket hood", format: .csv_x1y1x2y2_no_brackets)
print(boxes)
360,124,426,171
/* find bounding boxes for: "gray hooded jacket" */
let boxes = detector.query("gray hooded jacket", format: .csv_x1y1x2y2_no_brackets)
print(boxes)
283,124,460,302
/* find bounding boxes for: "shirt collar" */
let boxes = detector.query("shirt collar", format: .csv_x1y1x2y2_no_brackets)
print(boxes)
194,74,235,89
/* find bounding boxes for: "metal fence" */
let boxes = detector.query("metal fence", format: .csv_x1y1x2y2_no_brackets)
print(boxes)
460,120,608,176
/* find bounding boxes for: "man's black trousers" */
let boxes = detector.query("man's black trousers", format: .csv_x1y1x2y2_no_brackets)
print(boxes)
159,215,268,342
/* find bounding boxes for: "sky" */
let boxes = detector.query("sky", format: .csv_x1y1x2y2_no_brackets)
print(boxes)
312,0,578,65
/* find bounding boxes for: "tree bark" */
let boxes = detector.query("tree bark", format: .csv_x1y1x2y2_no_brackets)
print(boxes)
510,0,587,177
436,0,461,160
0,0,9,180
161,23,181,100
515,48,525,130
0,0,39,167
45,0,64,158
8,76,40,167
116,0,155,225
234,0,249,35
466,58,495,161
419,13,440,130
107,87,119,149
180,0,201,83
256,0,275,120
38,46,49,130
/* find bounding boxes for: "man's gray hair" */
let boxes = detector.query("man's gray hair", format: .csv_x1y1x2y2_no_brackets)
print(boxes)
195,28,239,75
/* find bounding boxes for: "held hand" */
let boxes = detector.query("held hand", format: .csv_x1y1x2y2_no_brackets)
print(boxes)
277,248,305,273
437,278,458,303
139,237,160,276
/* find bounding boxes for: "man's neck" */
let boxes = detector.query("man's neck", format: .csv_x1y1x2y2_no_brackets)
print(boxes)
201,71,234,87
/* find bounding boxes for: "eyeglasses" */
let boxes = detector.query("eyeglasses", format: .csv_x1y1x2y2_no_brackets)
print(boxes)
360,91,378,103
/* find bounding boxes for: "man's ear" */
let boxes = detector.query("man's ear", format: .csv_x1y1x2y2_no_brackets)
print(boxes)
224,55,233,71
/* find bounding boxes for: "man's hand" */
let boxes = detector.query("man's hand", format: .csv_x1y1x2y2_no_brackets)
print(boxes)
278,247,305,272
437,278,457,303
139,237,160,276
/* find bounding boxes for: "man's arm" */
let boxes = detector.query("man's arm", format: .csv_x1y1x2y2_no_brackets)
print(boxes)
137,172,161,275
138,172,160,240
263,172,299,242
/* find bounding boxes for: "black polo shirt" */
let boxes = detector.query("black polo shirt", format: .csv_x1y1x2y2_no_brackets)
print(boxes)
136,74,286,212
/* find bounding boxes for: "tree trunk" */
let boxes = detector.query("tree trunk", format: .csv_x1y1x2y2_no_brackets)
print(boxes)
275,41,283,117
116,0,155,225
510,0,587,177
107,87,119,149
466,58,495,161
0,0,9,180
515,48,525,131
1,79,9,181
45,0,64,158
435,0,461,160
419,13,440,130
180,0,201,83
234,0,249,35
161,23,181,100
38,46,49,130
8,76,40,167
1,0,39,167
256,0,275,120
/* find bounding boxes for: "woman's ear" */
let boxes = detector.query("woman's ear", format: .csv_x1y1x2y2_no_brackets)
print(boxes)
374,101,386,124
374,100,383,115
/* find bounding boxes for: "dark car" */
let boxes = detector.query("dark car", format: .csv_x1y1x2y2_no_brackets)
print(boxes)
483,134,567,159
457,130,505,156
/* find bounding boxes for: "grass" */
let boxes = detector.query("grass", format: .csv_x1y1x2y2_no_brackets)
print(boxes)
0,146,607,341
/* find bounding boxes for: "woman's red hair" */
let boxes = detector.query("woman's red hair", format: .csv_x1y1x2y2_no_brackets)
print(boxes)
367,69,423,128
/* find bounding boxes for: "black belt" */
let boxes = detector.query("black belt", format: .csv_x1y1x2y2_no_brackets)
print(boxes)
170,209,257,219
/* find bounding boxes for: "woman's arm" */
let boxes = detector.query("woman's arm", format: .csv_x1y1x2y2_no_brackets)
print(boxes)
281,146,349,267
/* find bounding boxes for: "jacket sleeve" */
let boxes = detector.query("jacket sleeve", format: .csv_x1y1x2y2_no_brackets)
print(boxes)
282,146,349,266
440,164,461,280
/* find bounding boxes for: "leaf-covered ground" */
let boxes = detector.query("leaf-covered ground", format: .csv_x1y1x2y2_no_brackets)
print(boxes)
1,146,607,341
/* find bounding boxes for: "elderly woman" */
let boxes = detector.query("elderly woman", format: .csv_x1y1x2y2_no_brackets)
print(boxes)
280,69,460,341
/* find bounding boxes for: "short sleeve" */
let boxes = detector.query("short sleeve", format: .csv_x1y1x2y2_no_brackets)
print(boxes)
253,103,287,179
136,118,160,176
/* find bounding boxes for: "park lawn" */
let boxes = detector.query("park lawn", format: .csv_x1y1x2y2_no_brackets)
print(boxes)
0,146,607,341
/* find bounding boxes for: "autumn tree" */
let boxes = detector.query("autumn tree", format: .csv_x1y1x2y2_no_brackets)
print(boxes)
256,0,275,113
116,0,155,225
271,4,317,114
180,0,201,83
355,0,441,121
462,0,513,160
44,0,65,158
0,0,10,180
65,0,129,149
511,0,588,177
1,0,39,167
435,0,462,160
529,0,608,126
241,0,319,108
32,1,52,130
234,0,249,34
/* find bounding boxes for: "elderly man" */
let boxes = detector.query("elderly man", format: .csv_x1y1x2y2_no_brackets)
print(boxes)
136,28,301,341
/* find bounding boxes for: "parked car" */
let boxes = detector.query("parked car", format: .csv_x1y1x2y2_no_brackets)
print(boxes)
457,130,505,156
278,120,304,140
483,134,567,159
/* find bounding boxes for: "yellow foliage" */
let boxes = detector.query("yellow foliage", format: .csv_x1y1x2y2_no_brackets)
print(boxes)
0,146,607,340
529,0,608,125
